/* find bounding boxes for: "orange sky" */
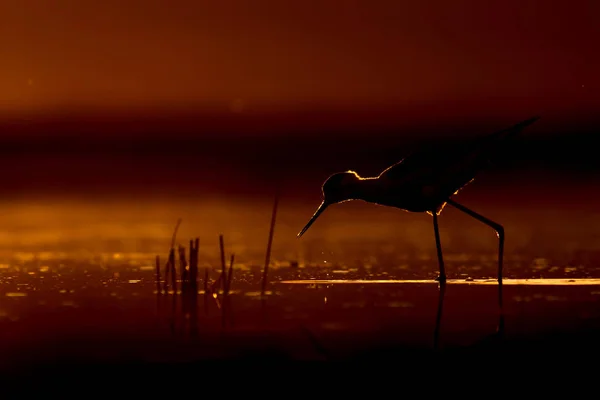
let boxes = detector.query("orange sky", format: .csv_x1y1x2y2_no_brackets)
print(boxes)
1,0,598,114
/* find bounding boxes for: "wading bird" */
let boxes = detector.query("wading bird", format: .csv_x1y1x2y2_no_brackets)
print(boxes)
297,117,540,283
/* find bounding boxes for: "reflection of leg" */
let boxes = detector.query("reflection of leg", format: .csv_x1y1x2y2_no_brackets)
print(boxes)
446,199,504,283
497,282,505,339
433,212,447,283
433,283,447,350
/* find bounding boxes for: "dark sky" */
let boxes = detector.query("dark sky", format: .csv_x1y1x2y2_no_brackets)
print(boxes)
1,1,597,118
1,0,599,199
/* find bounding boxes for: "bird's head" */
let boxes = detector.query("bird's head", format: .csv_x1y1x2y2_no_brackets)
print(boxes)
297,171,361,238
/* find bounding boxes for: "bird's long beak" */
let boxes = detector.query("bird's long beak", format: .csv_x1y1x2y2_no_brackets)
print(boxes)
297,201,329,238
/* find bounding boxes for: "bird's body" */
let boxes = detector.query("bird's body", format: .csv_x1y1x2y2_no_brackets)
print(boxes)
297,116,540,283
320,116,539,214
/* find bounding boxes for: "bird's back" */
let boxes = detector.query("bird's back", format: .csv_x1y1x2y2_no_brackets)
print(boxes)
377,117,539,208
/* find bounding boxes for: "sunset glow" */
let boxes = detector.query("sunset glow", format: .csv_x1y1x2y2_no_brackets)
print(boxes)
1,0,597,118
1,0,599,374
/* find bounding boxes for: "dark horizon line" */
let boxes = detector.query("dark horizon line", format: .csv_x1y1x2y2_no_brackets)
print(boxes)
1,116,597,143
1,96,597,132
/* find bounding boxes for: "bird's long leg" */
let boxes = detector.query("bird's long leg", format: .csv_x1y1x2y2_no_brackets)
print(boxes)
446,199,505,283
432,211,447,283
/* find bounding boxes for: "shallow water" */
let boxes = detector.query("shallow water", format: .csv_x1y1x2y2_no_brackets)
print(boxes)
1,259,600,370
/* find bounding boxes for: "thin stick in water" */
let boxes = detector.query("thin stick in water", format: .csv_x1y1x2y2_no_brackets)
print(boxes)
226,253,235,296
261,190,280,295
163,218,182,294
193,238,199,293
179,245,188,291
219,234,226,294
163,259,170,293
169,248,177,294
155,255,161,295
171,218,182,250
204,267,209,293
188,239,194,294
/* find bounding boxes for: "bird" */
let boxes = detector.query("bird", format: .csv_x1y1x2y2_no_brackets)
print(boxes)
296,116,540,284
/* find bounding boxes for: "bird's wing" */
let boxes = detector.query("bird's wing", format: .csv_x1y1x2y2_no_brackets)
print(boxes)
482,116,540,144
445,116,540,172
378,116,540,188
377,143,464,184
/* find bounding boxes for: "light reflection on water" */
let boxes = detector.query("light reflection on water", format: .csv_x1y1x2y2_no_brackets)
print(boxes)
1,256,600,367
279,278,600,285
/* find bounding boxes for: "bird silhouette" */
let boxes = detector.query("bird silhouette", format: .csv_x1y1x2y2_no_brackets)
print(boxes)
297,116,540,283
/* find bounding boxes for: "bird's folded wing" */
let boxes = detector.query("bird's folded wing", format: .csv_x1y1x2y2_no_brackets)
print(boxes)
378,117,539,187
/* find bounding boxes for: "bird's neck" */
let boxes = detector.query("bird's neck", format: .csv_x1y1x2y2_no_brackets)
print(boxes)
348,177,382,203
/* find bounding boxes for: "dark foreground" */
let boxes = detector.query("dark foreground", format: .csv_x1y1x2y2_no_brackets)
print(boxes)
1,267,600,387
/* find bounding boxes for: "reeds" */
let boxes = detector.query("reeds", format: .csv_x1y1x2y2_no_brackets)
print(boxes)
154,187,280,309
219,234,226,293
157,219,182,294
227,253,235,295
261,190,280,296
155,220,235,301
155,255,161,294
189,238,200,293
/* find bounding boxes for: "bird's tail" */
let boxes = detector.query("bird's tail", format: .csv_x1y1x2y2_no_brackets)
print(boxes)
486,116,540,143
479,116,540,165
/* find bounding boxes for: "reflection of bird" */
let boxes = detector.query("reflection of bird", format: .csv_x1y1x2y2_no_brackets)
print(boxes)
433,282,504,350
297,117,540,283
